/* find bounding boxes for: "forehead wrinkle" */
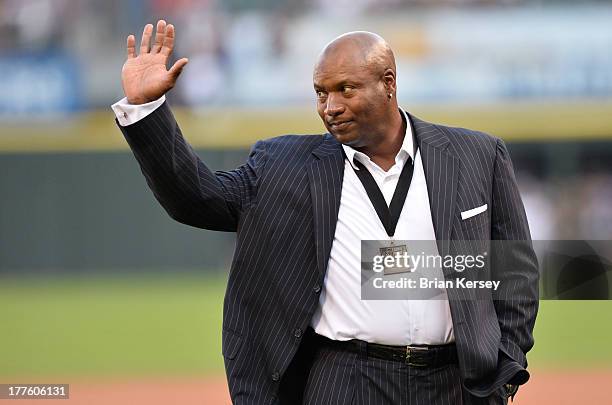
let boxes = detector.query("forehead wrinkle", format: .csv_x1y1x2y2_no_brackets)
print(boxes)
314,64,366,86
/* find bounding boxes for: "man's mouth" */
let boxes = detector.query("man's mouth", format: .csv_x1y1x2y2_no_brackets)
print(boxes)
329,120,353,131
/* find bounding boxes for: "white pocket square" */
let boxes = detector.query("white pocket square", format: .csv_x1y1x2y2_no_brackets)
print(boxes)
461,204,488,220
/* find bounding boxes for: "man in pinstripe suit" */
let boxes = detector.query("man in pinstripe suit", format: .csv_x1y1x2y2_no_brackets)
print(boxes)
114,21,538,405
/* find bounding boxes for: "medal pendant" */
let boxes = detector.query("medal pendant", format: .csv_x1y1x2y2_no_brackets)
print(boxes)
379,243,410,275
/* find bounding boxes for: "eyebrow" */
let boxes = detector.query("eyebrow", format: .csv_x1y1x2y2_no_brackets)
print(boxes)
314,79,359,91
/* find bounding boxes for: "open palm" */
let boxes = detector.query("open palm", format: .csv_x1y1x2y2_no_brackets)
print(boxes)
122,20,188,105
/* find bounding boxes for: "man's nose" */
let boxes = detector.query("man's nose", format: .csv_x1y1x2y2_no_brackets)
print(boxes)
324,94,345,117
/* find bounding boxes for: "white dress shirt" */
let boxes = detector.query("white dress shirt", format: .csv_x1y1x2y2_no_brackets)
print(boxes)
310,110,454,345
112,96,166,127
112,99,454,345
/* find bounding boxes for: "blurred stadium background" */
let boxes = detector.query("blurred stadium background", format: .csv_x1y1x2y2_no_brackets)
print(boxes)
1,0,611,404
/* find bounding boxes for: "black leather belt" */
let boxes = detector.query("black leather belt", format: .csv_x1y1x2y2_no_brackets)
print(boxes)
312,332,458,367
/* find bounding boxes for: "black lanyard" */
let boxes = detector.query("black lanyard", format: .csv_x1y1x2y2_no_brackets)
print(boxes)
352,156,414,238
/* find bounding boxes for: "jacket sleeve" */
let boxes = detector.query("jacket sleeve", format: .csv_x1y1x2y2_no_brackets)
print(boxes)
118,101,267,232
490,138,539,377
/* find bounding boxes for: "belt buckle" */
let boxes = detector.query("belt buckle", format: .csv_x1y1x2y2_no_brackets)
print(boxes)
405,346,428,367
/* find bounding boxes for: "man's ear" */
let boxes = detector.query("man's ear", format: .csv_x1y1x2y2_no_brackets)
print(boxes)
382,68,396,94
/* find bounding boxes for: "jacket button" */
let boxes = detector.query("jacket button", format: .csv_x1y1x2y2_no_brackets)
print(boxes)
294,328,302,338
313,284,321,293
271,371,280,381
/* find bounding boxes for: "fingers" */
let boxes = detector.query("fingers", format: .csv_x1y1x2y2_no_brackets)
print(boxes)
139,23,153,54
160,24,176,57
151,20,166,53
127,34,136,59
169,58,189,81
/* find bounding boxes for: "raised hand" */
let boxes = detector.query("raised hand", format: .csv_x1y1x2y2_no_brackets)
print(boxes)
121,20,189,105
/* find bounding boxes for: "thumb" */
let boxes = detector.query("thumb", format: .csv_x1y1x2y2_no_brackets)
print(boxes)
169,57,189,81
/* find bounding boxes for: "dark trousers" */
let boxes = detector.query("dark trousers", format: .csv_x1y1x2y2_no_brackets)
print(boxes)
279,331,508,405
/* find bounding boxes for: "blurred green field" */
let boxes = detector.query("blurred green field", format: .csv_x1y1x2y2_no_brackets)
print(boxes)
0,273,226,378
0,273,611,378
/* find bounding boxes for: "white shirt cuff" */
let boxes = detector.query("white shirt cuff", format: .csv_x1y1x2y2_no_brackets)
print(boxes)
111,95,166,127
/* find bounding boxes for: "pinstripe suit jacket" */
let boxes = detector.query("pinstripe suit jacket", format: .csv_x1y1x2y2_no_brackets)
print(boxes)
119,102,538,405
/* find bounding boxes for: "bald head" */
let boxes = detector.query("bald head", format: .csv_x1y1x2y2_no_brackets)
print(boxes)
315,31,396,78
312,31,403,152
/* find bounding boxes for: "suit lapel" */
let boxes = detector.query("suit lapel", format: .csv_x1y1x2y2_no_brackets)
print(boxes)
308,134,345,277
409,115,477,373
409,114,459,260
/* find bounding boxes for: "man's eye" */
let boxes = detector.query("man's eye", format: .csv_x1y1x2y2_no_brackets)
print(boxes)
342,86,354,94
316,91,326,99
